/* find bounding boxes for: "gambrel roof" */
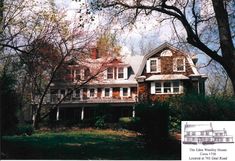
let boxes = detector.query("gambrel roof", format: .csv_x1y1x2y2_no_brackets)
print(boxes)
136,42,200,77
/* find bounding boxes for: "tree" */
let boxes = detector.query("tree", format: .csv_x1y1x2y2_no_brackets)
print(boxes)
96,31,122,57
92,0,235,95
0,61,19,135
0,0,101,129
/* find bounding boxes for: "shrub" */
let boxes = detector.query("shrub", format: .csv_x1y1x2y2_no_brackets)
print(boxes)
16,124,34,135
119,117,140,130
136,102,169,148
94,116,106,129
168,94,235,132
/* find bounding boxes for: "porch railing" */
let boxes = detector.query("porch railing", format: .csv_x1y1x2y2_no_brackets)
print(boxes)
48,94,136,104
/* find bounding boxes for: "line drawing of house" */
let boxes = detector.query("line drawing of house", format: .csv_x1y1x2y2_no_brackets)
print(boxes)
183,122,234,145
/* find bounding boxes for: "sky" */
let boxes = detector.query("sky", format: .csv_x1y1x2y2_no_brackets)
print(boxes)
53,0,212,67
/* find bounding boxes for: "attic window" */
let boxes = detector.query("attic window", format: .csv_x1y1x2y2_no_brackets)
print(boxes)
118,67,124,79
160,50,173,57
107,67,114,79
173,58,185,72
75,69,81,80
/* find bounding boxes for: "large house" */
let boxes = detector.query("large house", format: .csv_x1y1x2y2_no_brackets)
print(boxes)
39,43,207,122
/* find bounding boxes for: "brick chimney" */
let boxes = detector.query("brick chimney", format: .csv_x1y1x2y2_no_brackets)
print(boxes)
91,48,98,59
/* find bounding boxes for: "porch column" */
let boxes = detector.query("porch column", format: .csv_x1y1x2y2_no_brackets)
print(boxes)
81,107,84,120
132,105,135,118
56,107,60,121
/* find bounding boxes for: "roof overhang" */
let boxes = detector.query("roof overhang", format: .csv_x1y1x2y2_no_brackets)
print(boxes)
146,74,189,81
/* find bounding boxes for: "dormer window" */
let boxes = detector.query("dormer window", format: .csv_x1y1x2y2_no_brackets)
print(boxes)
75,69,81,80
107,67,114,79
118,67,124,79
150,59,157,72
146,58,161,73
173,58,185,72
84,68,90,79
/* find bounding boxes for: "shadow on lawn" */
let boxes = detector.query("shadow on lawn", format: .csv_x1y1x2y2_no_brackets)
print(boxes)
1,130,181,160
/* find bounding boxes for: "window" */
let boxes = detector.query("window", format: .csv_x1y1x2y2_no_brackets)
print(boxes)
174,58,185,72
118,67,124,78
150,59,157,72
201,132,204,136
173,81,180,93
84,68,90,79
105,88,110,97
123,88,128,96
160,50,173,57
155,82,161,93
163,82,171,93
192,132,196,136
151,81,181,94
206,131,209,136
147,58,161,73
107,67,114,79
89,89,95,97
75,89,80,97
75,70,80,80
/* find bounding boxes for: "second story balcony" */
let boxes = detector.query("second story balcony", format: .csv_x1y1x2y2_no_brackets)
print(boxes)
49,94,136,104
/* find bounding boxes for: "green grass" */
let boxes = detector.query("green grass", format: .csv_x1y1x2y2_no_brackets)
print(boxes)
2,128,180,160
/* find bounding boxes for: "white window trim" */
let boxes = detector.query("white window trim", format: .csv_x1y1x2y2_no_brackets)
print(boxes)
160,50,173,57
87,88,97,98
147,58,161,73
151,81,183,95
117,67,124,79
107,67,115,79
120,87,131,97
173,57,186,72
103,88,112,98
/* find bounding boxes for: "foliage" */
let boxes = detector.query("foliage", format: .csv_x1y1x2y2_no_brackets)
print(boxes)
94,116,106,129
118,117,140,131
96,32,121,57
1,69,19,135
168,94,235,132
136,102,169,149
16,124,34,136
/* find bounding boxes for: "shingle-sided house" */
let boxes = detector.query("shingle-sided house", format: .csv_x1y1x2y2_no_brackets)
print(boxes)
36,43,207,121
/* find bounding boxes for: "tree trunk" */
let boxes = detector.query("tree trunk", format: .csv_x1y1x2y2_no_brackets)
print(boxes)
224,61,235,96
33,105,41,129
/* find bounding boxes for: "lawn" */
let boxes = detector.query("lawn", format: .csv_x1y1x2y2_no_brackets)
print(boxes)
1,128,180,160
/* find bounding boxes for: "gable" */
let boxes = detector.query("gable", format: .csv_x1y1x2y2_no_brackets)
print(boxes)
136,42,199,76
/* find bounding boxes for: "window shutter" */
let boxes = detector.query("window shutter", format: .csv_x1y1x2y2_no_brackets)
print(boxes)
101,88,105,97
87,89,90,97
81,69,84,80
157,59,161,72
110,88,113,97
124,67,128,79
150,82,155,94
146,59,150,73
179,81,183,93
104,70,107,79
173,58,177,71
128,88,131,97
120,88,123,97
80,89,83,99
73,90,76,97
95,88,97,97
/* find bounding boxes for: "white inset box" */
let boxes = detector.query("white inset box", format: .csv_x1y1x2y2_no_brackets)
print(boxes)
182,121,235,161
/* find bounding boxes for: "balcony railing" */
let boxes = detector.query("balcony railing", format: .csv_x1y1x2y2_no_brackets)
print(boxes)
48,94,136,104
